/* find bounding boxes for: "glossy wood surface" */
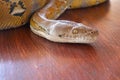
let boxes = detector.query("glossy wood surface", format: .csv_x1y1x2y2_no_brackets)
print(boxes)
0,0,120,80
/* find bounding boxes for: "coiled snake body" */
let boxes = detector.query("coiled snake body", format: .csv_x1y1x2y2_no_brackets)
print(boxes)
0,0,107,43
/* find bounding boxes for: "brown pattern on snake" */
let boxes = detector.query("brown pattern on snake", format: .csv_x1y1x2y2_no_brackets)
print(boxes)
3,0,26,16
0,0,35,29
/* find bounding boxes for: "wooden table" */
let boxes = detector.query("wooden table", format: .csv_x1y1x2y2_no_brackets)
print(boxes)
0,0,120,80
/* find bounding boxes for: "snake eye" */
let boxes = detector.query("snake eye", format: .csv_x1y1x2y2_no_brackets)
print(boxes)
58,35,62,37
72,29,79,34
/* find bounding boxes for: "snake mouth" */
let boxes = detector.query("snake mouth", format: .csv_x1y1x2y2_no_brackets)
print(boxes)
56,32,98,43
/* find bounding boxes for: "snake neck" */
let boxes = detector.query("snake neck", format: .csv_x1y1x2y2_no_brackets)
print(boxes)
40,0,72,19
30,0,73,30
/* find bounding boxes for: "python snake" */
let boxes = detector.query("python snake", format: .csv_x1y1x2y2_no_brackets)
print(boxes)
0,0,107,43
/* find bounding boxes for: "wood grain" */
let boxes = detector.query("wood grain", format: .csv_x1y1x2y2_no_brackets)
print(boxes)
0,0,120,80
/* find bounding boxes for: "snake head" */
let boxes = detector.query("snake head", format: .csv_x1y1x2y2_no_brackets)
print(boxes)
30,18,98,43
48,20,99,43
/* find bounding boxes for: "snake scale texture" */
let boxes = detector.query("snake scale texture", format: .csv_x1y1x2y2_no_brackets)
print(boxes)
0,0,107,43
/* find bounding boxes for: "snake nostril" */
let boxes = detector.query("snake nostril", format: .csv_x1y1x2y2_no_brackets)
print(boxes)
91,31,95,34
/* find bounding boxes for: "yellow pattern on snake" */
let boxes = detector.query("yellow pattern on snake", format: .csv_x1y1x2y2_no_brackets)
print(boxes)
0,0,107,43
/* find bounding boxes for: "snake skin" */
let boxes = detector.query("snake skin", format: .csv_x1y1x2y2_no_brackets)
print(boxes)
0,0,107,30
0,0,47,29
